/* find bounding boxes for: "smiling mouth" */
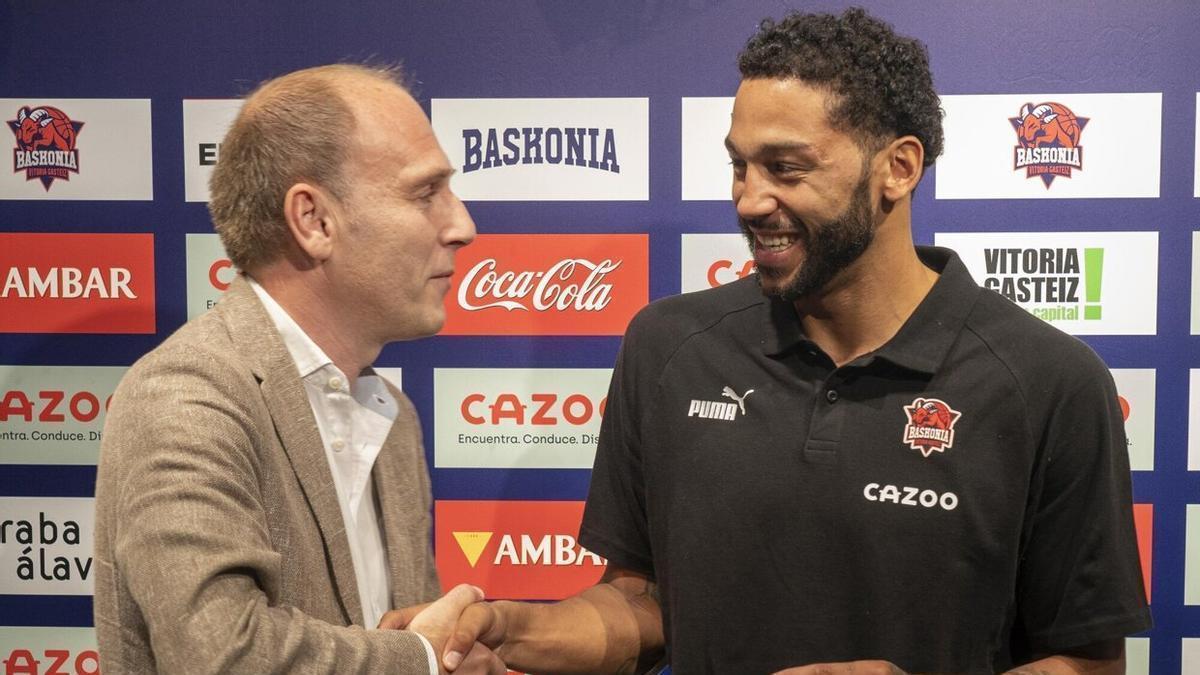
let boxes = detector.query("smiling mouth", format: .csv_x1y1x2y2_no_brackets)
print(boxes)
756,232,798,252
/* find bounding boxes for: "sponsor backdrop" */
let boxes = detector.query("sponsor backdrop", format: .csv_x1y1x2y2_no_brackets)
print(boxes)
0,2,1196,672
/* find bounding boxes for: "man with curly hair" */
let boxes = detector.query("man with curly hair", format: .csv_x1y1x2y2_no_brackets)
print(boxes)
400,9,1149,674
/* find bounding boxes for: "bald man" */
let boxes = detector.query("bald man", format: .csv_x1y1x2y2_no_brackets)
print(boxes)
93,64,502,674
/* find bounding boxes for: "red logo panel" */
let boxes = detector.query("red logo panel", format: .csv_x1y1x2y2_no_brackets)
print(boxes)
443,234,648,335
435,500,606,600
1133,503,1152,603
0,233,155,333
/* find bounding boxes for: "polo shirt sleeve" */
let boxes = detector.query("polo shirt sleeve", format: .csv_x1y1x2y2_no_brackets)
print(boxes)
1015,358,1152,653
578,313,656,577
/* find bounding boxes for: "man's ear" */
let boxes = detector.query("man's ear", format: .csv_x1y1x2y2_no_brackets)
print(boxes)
282,182,338,262
880,135,925,203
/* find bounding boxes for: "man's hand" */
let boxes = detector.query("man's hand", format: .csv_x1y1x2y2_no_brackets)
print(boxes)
774,661,907,675
440,601,510,670
395,585,506,674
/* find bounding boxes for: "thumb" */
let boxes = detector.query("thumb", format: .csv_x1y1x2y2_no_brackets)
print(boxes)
441,601,501,671
407,584,484,635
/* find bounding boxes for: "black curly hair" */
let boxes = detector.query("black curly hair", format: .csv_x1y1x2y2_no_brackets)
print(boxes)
738,7,944,168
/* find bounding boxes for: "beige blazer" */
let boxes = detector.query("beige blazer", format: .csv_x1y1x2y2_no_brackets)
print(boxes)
93,276,441,674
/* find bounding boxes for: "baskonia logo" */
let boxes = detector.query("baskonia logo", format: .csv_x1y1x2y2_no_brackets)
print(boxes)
1010,102,1088,187
8,106,85,191
901,398,962,457
982,246,1106,322
462,127,619,174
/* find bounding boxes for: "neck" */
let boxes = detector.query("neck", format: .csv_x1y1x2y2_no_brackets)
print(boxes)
793,225,937,367
253,268,380,387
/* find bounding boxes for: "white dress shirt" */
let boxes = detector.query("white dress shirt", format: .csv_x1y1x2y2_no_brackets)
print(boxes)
249,280,438,674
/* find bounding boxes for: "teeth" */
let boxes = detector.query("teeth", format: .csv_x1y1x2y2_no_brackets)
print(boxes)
758,233,796,251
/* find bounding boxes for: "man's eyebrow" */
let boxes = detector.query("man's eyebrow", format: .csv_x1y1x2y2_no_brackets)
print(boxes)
408,167,456,188
725,137,815,156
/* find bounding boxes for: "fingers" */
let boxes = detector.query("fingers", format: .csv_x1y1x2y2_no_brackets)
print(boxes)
408,584,485,637
451,640,507,675
376,602,430,630
443,603,498,671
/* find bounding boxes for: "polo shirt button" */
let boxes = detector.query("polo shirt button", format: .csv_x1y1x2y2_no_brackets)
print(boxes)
328,376,343,391
825,389,839,403
331,439,345,452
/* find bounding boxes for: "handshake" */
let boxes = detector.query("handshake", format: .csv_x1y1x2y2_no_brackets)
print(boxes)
380,584,506,675
377,582,911,675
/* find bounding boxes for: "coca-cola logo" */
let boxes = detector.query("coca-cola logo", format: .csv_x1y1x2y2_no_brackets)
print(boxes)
458,258,620,312
442,234,647,336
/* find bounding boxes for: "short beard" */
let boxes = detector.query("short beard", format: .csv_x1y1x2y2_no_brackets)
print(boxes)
739,173,875,302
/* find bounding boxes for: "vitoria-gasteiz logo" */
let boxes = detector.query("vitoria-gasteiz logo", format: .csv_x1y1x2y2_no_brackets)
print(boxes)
443,234,648,336
935,231,1157,335
0,233,155,333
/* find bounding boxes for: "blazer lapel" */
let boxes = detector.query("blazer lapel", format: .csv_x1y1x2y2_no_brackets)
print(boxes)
219,276,364,626
373,385,439,608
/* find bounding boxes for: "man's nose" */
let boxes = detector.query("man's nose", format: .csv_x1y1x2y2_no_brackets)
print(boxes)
734,167,778,221
443,192,476,248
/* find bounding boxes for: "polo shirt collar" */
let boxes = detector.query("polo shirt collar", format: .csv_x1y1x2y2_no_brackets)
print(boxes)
760,246,981,374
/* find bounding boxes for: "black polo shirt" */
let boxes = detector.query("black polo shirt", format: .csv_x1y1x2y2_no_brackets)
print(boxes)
579,246,1150,674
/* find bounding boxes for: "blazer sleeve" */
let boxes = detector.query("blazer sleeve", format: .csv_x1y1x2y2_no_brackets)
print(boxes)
94,345,434,674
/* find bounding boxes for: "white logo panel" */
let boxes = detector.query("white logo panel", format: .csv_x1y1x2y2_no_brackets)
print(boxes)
1195,93,1200,198
435,368,611,468
432,98,648,201
185,233,236,319
1124,638,1148,675
1188,504,1200,604
680,233,754,293
937,93,1161,199
0,366,127,465
1110,369,1155,471
2,98,152,200
183,99,242,202
935,231,1158,335
1192,232,1200,335
0,497,94,595
374,367,402,392
0,627,98,674
1190,370,1200,471
1185,639,1200,673
681,97,734,201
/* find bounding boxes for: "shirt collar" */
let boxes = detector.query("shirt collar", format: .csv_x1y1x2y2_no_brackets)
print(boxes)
247,277,334,379
760,246,981,374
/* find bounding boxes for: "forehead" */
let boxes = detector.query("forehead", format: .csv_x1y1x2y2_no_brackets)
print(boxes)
727,78,851,155
347,80,452,179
